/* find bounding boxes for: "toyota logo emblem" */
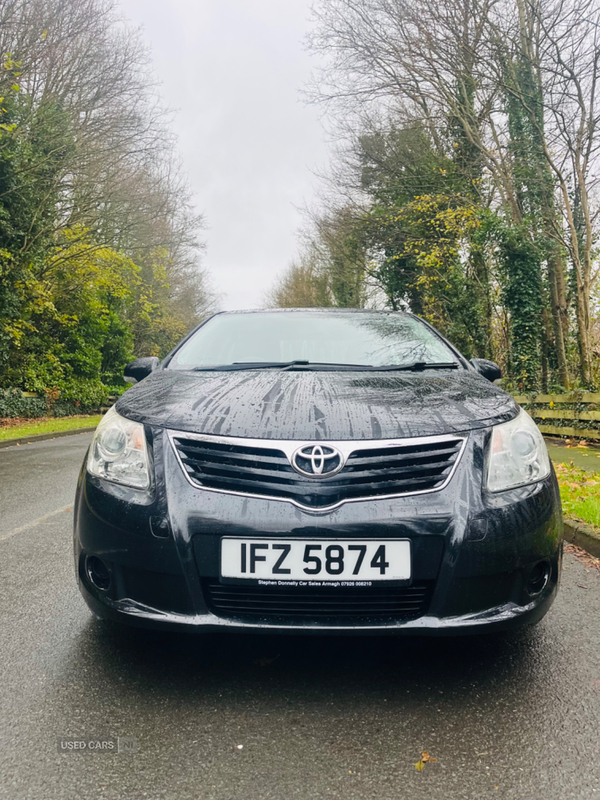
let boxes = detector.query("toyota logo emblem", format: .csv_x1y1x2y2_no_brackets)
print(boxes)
291,444,344,478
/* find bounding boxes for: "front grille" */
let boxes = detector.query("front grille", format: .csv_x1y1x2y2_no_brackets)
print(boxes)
170,433,465,511
203,580,432,622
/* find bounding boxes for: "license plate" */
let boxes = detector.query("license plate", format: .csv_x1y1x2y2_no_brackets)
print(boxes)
220,538,411,586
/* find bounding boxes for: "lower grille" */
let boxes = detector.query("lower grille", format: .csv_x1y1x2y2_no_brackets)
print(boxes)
203,580,432,623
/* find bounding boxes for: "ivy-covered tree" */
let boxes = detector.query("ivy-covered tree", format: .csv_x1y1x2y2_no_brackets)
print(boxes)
288,0,600,391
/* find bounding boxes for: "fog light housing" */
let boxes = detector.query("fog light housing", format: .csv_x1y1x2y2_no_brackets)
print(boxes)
86,556,111,592
526,561,551,596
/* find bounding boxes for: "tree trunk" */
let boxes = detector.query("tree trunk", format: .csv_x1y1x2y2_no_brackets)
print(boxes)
545,243,569,388
575,266,592,385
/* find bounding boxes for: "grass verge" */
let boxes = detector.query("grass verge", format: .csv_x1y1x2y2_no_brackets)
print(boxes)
0,414,102,442
554,461,600,529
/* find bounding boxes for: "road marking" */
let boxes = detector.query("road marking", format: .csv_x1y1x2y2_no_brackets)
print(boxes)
0,505,73,542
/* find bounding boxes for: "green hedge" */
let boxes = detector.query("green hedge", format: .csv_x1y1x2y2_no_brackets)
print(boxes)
0,381,125,418
0,390,47,418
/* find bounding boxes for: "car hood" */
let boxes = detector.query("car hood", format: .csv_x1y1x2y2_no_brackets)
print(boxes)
115,369,518,441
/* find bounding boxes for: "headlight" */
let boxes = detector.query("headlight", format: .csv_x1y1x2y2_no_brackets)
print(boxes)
486,408,550,492
87,407,151,490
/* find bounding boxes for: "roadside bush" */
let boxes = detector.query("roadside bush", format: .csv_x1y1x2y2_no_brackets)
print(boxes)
0,381,126,418
0,389,47,418
57,379,120,412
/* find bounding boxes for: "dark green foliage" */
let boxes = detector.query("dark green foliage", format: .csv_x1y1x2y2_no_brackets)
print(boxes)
0,381,119,417
497,226,543,390
359,127,490,356
360,126,459,203
447,73,484,198
0,389,47,418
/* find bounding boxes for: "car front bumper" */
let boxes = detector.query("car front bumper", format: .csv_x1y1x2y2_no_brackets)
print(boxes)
74,427,563,636
78,579,558,636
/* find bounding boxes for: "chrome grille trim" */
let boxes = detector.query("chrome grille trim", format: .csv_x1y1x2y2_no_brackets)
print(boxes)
168,430,467,513
167,430,468,514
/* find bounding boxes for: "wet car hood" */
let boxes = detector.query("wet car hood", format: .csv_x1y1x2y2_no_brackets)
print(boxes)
115,369,519,441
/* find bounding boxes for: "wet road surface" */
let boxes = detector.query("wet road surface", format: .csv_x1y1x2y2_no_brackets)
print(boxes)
546,440,600,473
1,434,600,800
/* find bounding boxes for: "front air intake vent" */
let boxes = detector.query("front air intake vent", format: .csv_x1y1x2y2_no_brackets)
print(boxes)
202,579,433,623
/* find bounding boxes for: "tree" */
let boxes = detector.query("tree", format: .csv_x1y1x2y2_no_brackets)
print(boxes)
0,0,215,398
265,254,333,309
304,0,600,389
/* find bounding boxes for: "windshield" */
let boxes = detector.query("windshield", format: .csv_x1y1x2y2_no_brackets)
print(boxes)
167,311,457,370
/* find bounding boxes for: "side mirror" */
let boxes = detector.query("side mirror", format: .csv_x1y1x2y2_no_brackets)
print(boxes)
470,358,502,383
124,357,159,384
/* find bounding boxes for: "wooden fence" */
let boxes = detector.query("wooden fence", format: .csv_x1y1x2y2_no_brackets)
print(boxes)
513,393,600,441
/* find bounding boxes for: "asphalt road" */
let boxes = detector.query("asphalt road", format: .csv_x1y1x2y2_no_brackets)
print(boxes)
546,440,600,473
1,434,600,800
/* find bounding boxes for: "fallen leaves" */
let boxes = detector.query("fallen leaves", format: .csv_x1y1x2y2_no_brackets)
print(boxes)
563,438,591,449
564,542,600,573
414,751,438,772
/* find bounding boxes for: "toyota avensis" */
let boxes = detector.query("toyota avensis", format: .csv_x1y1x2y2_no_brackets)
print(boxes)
74,309,562,635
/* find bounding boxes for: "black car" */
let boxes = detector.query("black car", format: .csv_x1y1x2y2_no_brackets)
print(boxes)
74,309,562,635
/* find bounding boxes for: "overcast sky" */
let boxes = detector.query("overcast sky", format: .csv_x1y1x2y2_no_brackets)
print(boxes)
118,0,330,310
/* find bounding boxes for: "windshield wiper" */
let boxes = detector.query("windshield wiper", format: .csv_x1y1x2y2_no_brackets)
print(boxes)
373,361,460,372
192,360,460,373
193,361,311,372
192,361,380,372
